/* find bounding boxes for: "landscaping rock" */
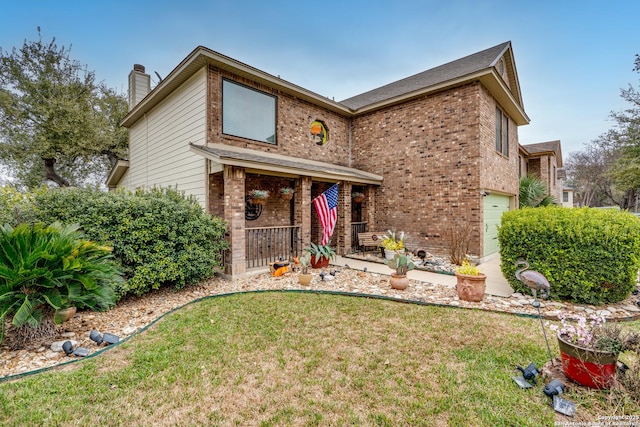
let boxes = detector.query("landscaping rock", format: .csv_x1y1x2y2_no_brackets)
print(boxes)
51,340,78,352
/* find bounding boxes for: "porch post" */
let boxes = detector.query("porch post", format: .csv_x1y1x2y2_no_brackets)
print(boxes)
223,165,246,277
364,185,375,232
295,176,312,249
336,182,352,255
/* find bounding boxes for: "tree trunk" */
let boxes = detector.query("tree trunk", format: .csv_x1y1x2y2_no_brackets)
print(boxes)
620,189,638,211
43,158,70,187
102,150,120,169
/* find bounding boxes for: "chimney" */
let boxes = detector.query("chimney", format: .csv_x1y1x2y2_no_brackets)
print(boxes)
128,64,151,110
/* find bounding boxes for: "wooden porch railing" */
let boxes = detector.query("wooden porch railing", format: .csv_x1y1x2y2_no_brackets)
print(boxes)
350,221,367,252
246,225,302,268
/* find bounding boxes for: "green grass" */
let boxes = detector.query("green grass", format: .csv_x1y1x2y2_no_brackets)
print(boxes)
0,292,638,426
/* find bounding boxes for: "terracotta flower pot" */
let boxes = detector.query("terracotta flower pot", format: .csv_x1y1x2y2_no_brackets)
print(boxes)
455,272,486,302
557,335,618,389
310,256,329,269
298,273,312,286
389,273,409,290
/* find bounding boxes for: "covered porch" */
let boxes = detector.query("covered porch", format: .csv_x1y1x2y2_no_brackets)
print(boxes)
190,143,383,277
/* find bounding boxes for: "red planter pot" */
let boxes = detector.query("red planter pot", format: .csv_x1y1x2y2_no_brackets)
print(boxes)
310,256,330,269
557,335,618,389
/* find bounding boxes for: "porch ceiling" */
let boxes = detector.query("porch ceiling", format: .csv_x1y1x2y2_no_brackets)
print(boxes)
190,143,383,185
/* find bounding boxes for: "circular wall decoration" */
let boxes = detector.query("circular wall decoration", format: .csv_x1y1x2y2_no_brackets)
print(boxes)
310,120,329,145
245,195,263,221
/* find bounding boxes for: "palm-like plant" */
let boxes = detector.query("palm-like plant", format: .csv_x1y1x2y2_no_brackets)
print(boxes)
519,175,557,208
0,222,122,345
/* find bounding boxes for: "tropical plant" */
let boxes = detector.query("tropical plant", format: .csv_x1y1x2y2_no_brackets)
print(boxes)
304,243,336,261
518,174,557,208
298,252,311,274
385,253,415,276
455,258,482,276
381,230,405,250
23,186,228,298
0,222,121,346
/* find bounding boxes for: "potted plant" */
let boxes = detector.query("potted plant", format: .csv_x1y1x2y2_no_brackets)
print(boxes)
352,191,365,203
248,189,269,205
297,253,312,286
381,230,405,260
304,243,336,269
454,258,486,302
279,187,294,201
548,313,637,389
385,253,415,290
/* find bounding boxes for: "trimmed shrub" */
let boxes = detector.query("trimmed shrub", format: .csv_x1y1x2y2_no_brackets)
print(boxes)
0,186,32,226
499,206,640,305
0,222,120,344
28,187,228,297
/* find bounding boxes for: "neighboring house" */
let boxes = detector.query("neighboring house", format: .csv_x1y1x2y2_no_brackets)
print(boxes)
109,41,530,278
561,187,575,207
518,140,563,203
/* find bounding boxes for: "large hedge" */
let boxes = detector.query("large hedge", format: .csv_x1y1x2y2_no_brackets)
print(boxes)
1,186,228,298
499,206,640,305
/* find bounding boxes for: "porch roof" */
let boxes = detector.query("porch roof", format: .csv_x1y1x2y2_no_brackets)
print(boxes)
190,143,383,185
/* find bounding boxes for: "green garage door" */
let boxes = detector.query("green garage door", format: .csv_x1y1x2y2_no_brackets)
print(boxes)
483,194,511,256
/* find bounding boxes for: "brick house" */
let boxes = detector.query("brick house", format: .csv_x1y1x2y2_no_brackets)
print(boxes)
109,41,531,277
518,140,564,203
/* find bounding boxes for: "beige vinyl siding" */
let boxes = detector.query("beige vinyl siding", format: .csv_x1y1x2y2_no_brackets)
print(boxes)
124,68,207,206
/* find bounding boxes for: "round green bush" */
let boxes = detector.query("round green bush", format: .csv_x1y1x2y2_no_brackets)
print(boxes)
499,206,640,305
3,186,228,298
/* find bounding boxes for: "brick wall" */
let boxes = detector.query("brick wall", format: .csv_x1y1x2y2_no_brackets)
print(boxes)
207,65,352,166
207,69,521,259
350,83,517,257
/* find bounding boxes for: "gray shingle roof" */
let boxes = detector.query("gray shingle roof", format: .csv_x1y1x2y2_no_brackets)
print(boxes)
340,42,511,110
523,140,561,155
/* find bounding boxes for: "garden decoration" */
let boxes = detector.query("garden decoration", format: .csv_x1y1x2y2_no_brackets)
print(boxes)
454,259,486,302
550,313,621,389
270,258,290,277
90,329,119,346
62,340,90,357
381,230,405,260
385,253,415,290
297,253,312,286
515,259,554,366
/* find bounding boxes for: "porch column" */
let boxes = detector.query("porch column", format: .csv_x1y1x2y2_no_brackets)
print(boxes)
364,185,376,232
223,165,246,277
336,182,352,255
295,176,312,249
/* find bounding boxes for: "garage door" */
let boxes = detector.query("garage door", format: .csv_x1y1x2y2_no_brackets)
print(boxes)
483,194,511,256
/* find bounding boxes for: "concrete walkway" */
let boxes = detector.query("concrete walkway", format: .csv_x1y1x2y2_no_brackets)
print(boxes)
332,254,514,298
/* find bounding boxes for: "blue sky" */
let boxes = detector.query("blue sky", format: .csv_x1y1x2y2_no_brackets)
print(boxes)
1,0,638,158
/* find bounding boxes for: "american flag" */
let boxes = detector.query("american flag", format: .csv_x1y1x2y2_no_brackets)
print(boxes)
312,184,339,245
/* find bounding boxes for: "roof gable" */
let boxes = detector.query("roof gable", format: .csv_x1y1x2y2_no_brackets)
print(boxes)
521,140,563,167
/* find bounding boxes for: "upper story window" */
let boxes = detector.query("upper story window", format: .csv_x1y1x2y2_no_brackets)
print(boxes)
495,107,509,157
222,79,276,144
